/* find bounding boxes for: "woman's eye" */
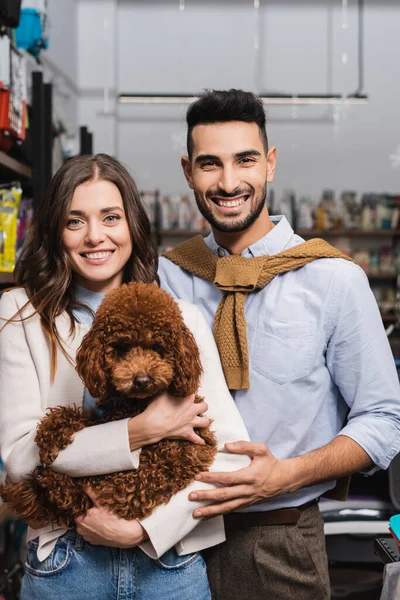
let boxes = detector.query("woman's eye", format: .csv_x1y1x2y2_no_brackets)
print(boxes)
66,218,83,228
104,214,121,223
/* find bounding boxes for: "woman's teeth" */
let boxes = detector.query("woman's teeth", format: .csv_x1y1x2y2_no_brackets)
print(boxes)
84,251,112,259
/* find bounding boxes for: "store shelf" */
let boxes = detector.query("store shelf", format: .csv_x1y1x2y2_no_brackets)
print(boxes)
364,271,398,280
160,228,400,239
0,151,32,179
0,272,13,284
297,229,398,238
382,315,396,322
159,229,210,237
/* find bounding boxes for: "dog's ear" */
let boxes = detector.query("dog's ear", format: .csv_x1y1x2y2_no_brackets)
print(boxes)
169,324,202,397
76,321,109,399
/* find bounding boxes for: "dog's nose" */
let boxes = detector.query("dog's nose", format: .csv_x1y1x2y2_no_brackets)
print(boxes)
134,374,152,388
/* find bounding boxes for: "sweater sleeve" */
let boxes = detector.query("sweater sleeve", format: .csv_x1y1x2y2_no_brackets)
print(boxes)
139,303,251,558
0,292,140,482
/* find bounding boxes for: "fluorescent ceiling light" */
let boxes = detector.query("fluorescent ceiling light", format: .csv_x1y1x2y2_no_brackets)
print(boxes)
118,94,368,105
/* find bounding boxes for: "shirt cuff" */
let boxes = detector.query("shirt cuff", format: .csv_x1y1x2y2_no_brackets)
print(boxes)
139,515,225,559
52,418,141,476
338,418,400,470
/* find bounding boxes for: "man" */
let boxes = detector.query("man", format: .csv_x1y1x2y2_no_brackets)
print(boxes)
158,89,400,599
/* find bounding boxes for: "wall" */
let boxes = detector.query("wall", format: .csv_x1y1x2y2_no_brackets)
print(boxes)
76,0,400,203
77,0,118,154
45,0,79,133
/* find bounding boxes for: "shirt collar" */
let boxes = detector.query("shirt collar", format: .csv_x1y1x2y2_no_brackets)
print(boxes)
204,215,294,257
74,285,106,325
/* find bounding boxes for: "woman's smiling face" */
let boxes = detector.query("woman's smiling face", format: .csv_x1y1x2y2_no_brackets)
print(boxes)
62,178,133,293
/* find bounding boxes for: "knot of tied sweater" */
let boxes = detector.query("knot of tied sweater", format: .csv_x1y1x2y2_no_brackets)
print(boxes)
214,258,263,292
163,235,353,391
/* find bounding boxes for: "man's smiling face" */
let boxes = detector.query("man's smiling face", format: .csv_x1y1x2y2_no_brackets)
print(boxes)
182,121,275,233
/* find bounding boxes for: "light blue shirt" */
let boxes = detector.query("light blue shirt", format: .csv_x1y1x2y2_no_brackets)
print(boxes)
158,216,400,512
73,285,105,412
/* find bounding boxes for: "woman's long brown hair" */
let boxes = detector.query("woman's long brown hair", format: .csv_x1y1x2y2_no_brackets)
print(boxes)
5,153,159,379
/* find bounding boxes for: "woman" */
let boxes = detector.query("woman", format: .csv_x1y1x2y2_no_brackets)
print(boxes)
0,154,250,600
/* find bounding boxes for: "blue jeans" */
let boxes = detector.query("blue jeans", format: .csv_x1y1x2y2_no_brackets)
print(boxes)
21,530,211,600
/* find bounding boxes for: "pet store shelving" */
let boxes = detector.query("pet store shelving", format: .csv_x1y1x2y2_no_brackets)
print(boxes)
0,151,31,179
0,67,94,287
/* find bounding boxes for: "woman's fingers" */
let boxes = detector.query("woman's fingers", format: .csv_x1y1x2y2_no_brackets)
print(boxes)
193,416,211,429
192,400,208,415
186,431,207,445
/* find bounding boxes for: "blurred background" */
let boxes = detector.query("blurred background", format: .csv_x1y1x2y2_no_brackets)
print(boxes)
0,1,399,598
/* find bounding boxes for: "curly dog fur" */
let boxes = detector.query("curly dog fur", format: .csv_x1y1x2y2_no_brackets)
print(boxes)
0,283,217,528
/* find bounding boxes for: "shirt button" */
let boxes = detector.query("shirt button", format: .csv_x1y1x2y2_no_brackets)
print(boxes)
217,248,225,257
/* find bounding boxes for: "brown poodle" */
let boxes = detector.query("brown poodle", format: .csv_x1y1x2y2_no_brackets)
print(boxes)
0,283,217,528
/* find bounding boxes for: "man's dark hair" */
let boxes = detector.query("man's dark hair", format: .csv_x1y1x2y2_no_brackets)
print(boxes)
186,89,268,158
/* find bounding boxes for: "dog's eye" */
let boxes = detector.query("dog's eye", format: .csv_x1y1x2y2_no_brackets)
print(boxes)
113,343,131,354
152,344,162,354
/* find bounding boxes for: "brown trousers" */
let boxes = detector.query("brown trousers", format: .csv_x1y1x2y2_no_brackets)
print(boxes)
204,504,330,600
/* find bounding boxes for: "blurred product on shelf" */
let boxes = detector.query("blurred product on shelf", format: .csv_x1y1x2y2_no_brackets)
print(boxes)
309,189,400,234
0,182,33,275
178,195,194,229
351,246,395,276
16,195,32,253
341,191,361,229
140,190,157,227
331,237,351,257
353,248,371,272
15,0,49,59
0,182,22,273
141,189,210,233
160,194,178,229
373,286,397,319
296,197,313,230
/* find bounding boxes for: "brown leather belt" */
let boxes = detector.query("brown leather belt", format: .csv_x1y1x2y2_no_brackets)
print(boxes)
223,499,318,530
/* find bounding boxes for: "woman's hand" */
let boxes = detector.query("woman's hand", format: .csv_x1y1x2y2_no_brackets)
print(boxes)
75,487,148,548
128,393,210,450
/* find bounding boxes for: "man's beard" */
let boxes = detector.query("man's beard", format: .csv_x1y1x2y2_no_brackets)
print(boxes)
193,186,267,233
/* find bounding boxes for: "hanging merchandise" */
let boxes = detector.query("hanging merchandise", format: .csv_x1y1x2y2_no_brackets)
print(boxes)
0,40,27,151
15,0,48,58
0,182,22,273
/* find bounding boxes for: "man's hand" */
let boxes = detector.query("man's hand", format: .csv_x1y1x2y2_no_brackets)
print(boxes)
188,435,373,519
189,441,294,519
75,487,148,548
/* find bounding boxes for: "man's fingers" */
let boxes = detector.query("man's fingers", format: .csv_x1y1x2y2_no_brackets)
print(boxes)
189,485,252,504
193,497,252,519
225,441,270,457
194,468,252,485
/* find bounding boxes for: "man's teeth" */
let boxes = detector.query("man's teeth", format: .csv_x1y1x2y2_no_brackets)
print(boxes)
84,251,112,259
215,198,246,207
